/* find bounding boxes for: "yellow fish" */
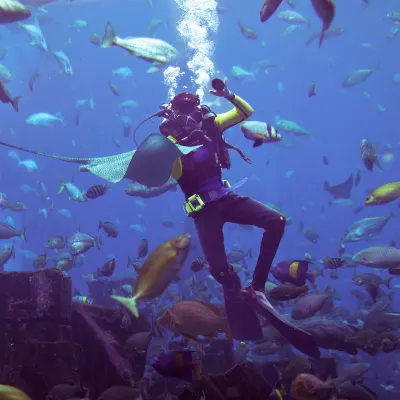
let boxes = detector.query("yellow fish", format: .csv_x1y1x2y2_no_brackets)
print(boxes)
111,233,191,317
365,181,400,205
0,385,31,400
289,261,299,279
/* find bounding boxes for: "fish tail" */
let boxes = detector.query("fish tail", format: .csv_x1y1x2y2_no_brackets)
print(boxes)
20,227,27,241
385,277,393,289
111,295,139,318
318,31,325,48
11,96,21,112
94,236,101,250
101,21,117,48
375,157,382,171
193,360,202,376
306,271,317,287
58,175,65,194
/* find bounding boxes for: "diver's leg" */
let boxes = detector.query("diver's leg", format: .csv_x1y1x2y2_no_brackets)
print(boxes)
192,204,240,292
193,201,263,341
222,194,286,290
222,195,320,358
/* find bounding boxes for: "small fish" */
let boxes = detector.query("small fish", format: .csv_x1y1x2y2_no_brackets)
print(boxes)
268,284,309,301
45,235,66,250
94,258,116,278
158,300,232,344
364,182,400,206
360,139,381,172
108,82,120,96
99,220,118,238
152,350,202,382
33,252,47,269
138,238,148,258
0,244,15,268
5,201,26,212
240,121,281,147
352,245,400,269
342,63,379,88
237,20,258,40
321,257,345,269
0,81,21,112
190,257,208,272
0,223,26,241
308,81,317,97
322,156,328,165
28,71,39,92
86,184,109,200
58,176,85,202
127,256,142,273
290,373,335,399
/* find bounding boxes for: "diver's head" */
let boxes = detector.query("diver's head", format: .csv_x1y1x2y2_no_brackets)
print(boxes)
159,92,204,141
170,92,200,114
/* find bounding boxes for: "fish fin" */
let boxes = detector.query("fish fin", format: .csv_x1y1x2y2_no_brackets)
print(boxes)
20,228,27,242
58,175,65,194
94,236,101,250
193,360,202,376
252,140,263,148
306,271,317,288
101,21,116,48
10,96,21,112
110,295,139,318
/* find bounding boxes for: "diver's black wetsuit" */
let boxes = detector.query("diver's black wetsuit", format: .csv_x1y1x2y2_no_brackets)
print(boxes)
169,93,286,291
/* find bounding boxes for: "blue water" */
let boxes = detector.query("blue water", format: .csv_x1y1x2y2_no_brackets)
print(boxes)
1,0,400,395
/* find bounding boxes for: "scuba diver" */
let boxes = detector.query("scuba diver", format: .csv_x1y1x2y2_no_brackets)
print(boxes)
155,79,287,341
0,78,320,358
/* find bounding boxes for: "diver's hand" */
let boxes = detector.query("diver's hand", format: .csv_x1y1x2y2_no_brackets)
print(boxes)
209,78,233,98
266,125,282,142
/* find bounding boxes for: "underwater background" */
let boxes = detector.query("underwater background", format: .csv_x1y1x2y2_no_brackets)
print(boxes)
1,0,400,398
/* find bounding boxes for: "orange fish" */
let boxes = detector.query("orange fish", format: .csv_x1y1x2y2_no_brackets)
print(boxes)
158,300,232,345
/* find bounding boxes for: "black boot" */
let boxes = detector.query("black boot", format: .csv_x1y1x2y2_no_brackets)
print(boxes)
222,268,243,302
222,268,263,341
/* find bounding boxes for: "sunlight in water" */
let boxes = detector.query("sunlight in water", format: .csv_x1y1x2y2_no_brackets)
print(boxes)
165,0,219,100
